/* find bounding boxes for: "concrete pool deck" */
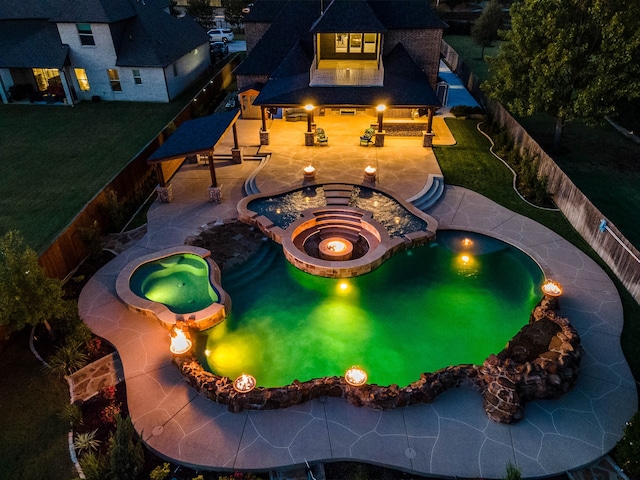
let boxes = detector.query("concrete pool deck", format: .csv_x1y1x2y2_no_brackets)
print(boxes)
79,115,637,478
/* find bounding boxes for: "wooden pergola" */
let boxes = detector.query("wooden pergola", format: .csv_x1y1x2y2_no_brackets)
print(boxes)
147,108,241,202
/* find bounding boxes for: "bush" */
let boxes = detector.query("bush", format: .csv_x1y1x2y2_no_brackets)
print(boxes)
58,402,83,428
149,462,171,480
108,413,144,480
79,451,109,480
74,429,101,455
450,105,485,117
614,410,640,478
45,339,89,378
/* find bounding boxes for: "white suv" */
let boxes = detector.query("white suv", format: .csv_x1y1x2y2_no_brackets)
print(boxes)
207,28,234,43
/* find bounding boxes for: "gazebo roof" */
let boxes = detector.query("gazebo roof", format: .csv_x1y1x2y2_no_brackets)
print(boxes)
148,108,240,163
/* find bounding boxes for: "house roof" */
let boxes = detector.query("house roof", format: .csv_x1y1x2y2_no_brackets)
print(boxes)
234,1,320,77
242,0,290,23
148,109,241,163
50,0,136,23
253,43,440,108
367,0,448,30
310,0,387,33
116,1,209,68
0,0,67,20
0,20,69,68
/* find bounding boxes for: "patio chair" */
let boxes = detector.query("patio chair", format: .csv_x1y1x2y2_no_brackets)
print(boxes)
360,127,375,146
316,128,328,145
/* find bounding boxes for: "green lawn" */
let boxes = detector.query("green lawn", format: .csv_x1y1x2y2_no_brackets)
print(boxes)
0,331,75,480
435,118,640,380
443,34,502,83
0,100,190,253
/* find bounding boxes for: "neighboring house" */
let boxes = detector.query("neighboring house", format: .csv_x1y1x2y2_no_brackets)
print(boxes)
0,0,211,105
235,0,447,136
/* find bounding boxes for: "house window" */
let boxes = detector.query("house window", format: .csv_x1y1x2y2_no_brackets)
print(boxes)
107,69,122,91
172,63,178,77
336,33,348,53
32,68,60,91
132,69,142,85
363,33,377,53
74,68,91,91
76,23,95,46
334,33,377,54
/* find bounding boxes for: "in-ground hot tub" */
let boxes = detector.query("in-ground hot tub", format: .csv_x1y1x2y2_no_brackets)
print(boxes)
116,246,230,331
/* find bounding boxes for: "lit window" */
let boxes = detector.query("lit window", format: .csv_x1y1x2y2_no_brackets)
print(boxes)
76,23,95,46
107,69,122,91
132,69,142,85
74,68,90,91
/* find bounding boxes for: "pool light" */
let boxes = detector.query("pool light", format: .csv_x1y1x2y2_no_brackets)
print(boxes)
233,373,257,393
345,366,367,386
169,327,192,355
541,279,563,297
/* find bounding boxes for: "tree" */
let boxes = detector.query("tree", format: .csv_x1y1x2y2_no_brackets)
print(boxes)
471,0,505,59
483,0,640,151
223,0,251,27
186,0,216,29
108,414,144,480
0,230,70,338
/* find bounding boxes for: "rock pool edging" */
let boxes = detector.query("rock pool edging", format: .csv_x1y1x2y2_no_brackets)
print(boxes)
173,296,582,423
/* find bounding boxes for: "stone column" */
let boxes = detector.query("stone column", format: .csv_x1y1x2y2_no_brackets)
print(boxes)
156,184,173,203
423,131,435,147
305,131,315,146
208,185,223,203
259,129,270,145
374,131,385,147
231,147,243,164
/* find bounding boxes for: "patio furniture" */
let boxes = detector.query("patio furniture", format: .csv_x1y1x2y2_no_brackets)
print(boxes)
360,128,375,146
316,128,328,145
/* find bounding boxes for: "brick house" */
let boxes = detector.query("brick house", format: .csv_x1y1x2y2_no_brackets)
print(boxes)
0,0,211,105
235,0,447,140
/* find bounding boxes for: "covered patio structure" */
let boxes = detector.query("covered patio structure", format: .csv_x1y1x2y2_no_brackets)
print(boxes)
147,108,241,203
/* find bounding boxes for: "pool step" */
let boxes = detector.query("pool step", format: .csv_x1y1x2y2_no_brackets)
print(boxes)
323,184,355,206
408,174,445,211
242,155,271,196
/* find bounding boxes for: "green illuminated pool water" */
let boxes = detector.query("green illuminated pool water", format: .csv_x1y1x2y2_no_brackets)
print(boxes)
197,231,543,387
129,253,219,314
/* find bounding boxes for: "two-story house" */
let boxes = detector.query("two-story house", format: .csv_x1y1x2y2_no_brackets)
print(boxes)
0,0,211,105
235,0,447,143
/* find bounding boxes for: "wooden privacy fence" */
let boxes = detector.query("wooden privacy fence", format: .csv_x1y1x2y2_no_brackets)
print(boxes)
39,56,240,281
441,40,640,304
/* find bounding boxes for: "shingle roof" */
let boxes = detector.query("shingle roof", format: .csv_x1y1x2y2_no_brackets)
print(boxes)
310,0,386,33
148,109,241,163
116,2,209,67
253,43,440,108
367,0,448,30
0,0,67,20
50,0,136,23
0,20,69,68
241,0,290,23
234,0,320,76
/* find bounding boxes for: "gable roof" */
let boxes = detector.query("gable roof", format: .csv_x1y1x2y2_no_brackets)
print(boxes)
0,0,67,20
253,43,440,108
0,20,69,68
234,0,320,76
116,2,209,68
50,0,136,23
310,0,386,33
367,0,448,30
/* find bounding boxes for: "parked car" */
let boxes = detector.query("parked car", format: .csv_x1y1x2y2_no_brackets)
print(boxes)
209,41,229,61
207,28,234,43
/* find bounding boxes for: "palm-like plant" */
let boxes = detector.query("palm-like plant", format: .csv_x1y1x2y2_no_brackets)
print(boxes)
45,339,89,378
74,429,101,455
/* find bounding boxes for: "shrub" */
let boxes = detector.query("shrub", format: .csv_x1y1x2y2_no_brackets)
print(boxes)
450,105,485,117
99,403,121,426
74,429,101,455
504,461,522,480
108,413,144,480
45,339,89,378
149,462,171,480
58,403,83,428
614,411,640,478
79,451,108,480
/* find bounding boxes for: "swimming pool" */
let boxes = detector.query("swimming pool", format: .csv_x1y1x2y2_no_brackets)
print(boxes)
196,230,544,388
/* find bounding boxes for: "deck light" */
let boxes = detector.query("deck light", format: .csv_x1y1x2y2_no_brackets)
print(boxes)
305,104,315,132
169,327,192,355
541,279,563,297
233,373,256,393
376,104,386,132
345,366,367,386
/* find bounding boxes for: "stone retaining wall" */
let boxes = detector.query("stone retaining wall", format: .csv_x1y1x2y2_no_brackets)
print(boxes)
173,297,582,423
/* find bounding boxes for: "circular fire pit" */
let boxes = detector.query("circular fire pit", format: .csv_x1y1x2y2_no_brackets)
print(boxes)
318,237,353,261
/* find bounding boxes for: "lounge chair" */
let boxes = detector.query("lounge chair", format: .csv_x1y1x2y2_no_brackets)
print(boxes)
360,127,375,146
316,128,328,145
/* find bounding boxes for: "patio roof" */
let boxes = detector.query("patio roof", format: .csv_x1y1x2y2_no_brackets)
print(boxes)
148,108,241,164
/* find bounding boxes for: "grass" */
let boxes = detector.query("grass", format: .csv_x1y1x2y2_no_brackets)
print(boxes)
0,101,189,253
435,118,640,380
443,34,503,82
0,331,75,480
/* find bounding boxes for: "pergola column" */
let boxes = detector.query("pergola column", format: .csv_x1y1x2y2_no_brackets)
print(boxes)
207,150,223,203
155,163,173,203
231,122,243,164
259,107,269,145
423,107,436,147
